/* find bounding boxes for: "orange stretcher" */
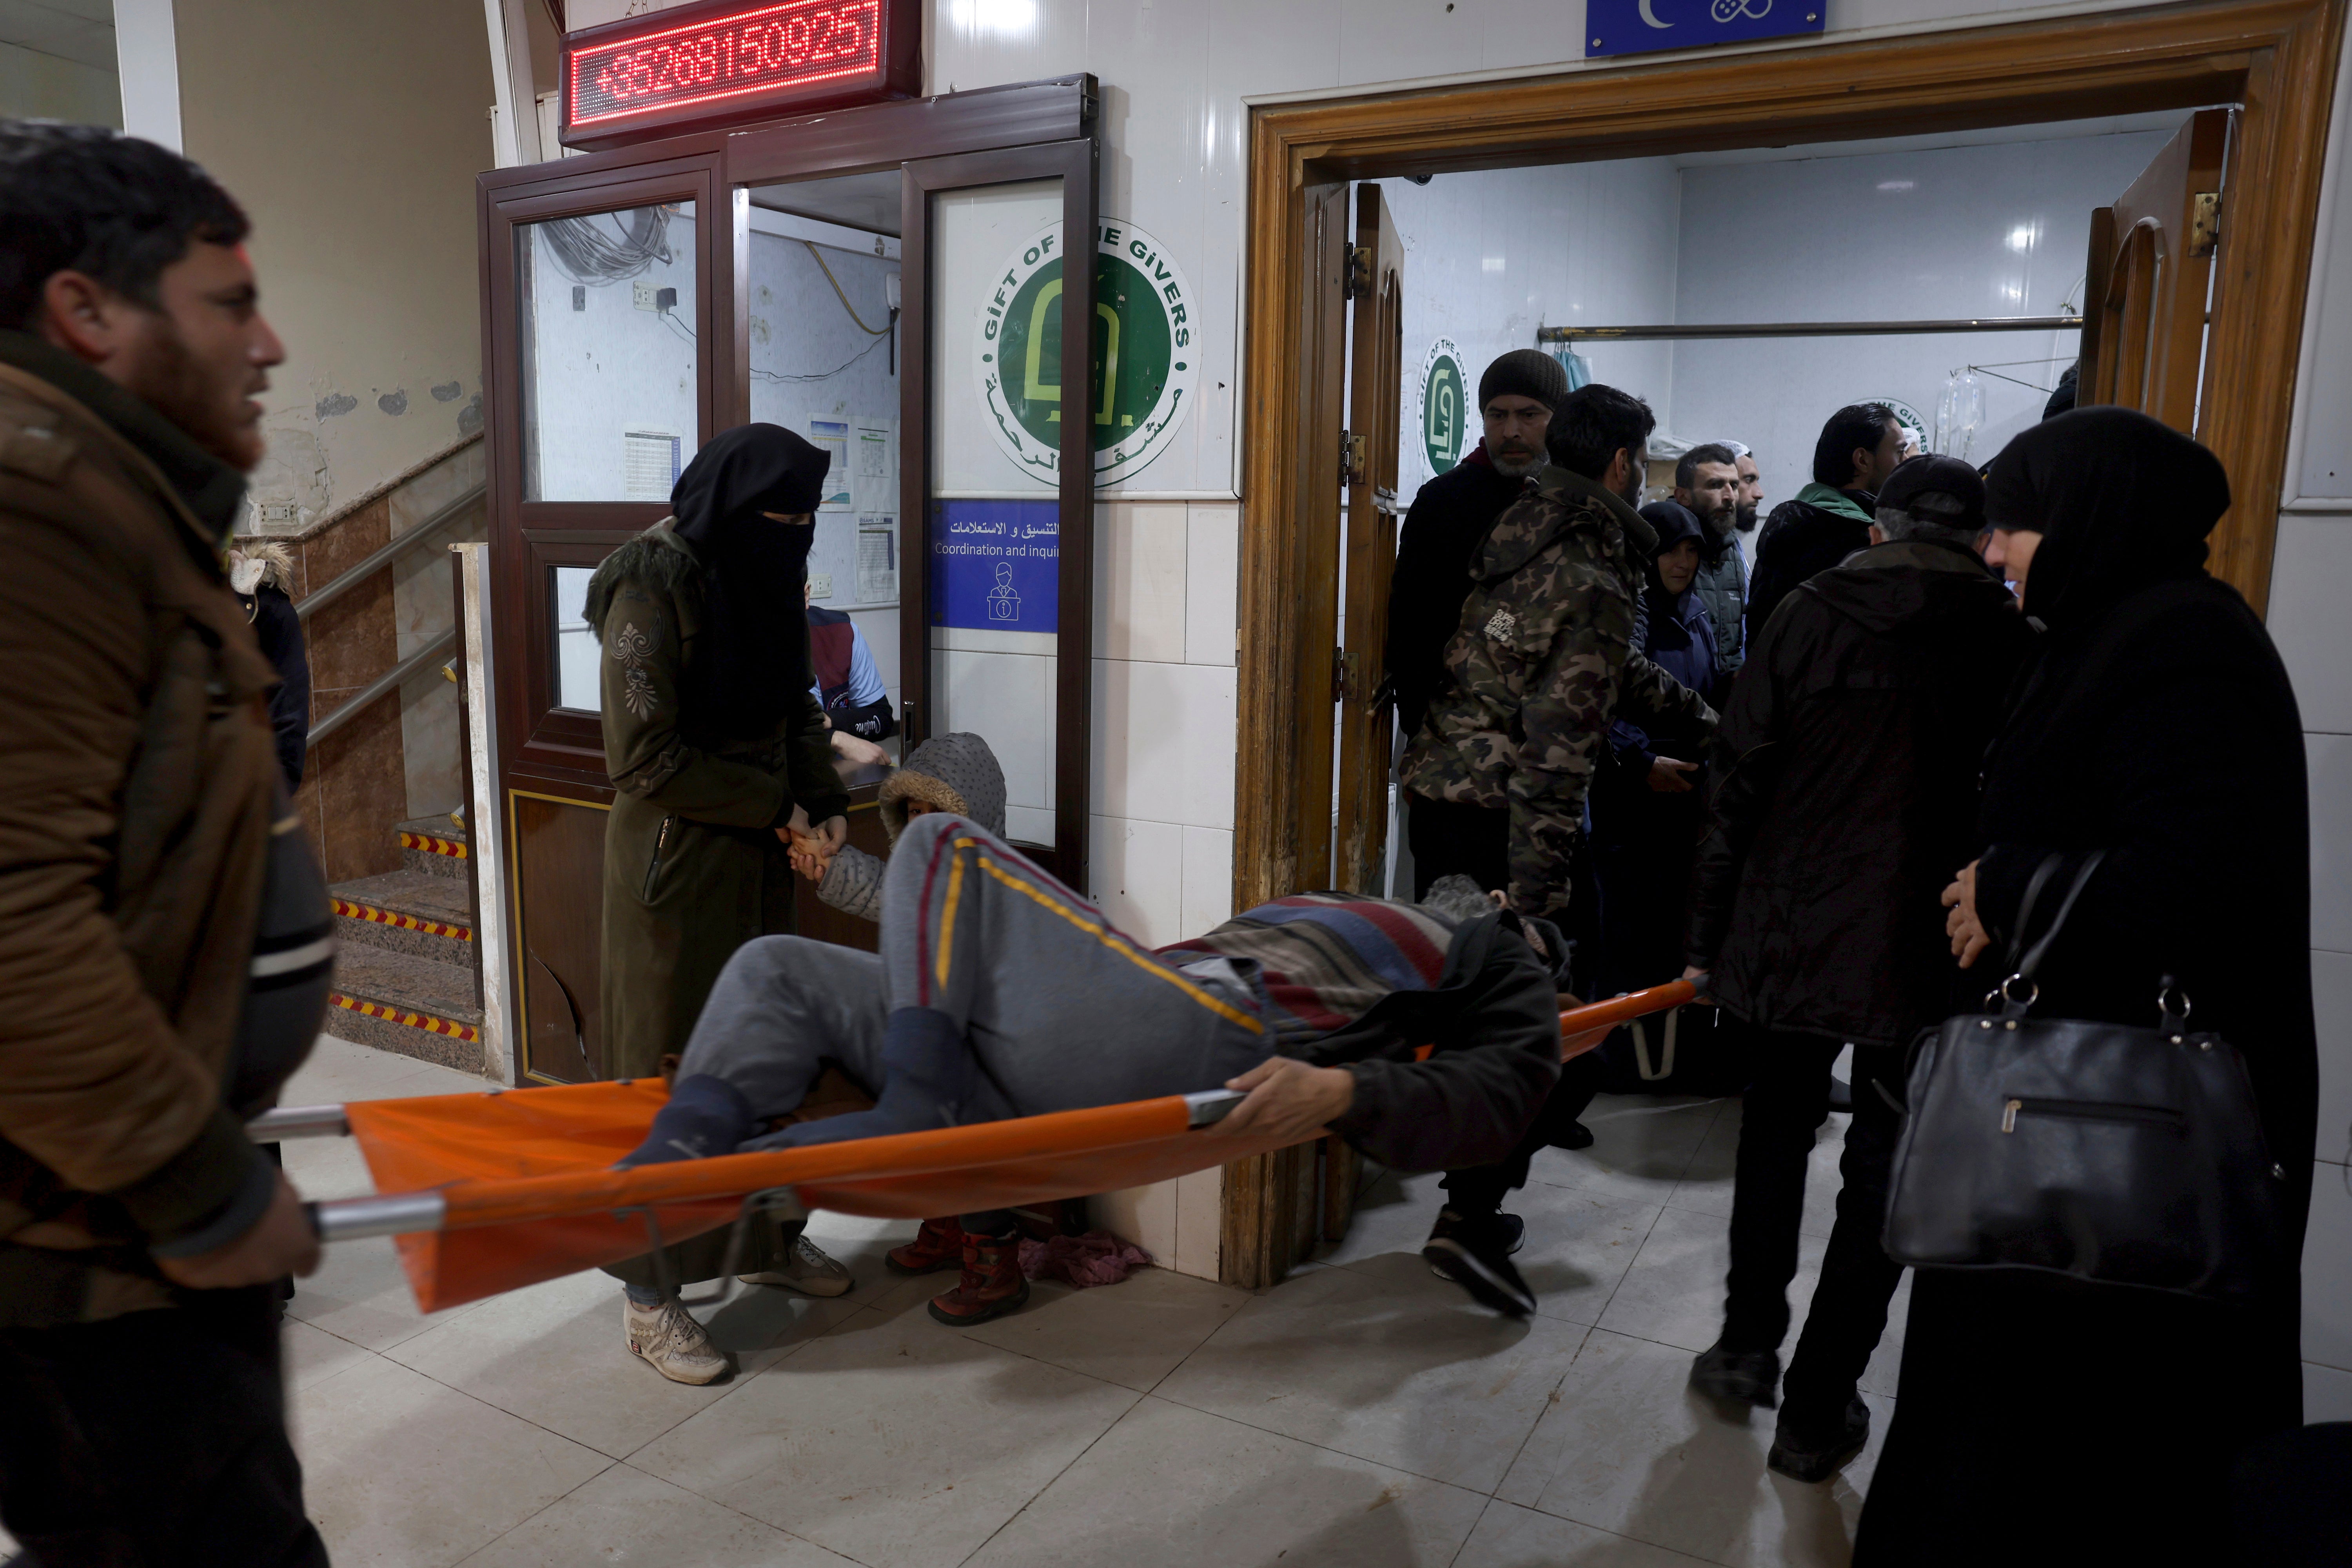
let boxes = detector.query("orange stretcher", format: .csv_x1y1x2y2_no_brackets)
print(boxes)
258,978,1698,1314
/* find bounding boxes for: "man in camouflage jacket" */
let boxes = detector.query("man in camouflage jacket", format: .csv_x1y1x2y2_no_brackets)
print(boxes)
1403,385,1718,922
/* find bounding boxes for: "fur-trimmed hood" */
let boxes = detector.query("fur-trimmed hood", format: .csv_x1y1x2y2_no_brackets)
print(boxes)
878,732,1006,843
227,539,294,597
583,521,698,639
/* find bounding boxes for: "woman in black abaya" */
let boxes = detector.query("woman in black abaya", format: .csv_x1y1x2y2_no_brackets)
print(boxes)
1855,409,2317,1565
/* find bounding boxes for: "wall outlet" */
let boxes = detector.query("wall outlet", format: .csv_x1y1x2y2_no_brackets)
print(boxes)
254,501,298,524
808,574,834,599
633,281,657,311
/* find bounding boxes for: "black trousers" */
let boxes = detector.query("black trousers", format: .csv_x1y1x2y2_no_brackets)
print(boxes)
0,1286,327,1568
1440,1051,1604,1213
1720,1026,1906,1421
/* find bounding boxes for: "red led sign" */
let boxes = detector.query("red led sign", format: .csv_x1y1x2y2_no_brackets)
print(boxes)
561,0,916,149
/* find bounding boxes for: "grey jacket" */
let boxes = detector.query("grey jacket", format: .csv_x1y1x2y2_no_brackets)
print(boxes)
1692,530,1748,678
817,732,1009,921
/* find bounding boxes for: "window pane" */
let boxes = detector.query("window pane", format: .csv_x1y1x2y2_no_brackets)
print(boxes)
928,178,1062,849
552,564,600,713
519,201,698,502
744,176,905,757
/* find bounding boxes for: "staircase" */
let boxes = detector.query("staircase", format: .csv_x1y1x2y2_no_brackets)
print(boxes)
324,816,490,1077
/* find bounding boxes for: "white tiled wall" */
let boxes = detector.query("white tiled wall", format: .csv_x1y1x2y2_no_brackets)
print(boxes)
1082,498,1241,1279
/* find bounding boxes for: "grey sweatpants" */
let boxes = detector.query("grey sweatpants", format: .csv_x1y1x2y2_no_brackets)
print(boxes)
675,812,1271,1132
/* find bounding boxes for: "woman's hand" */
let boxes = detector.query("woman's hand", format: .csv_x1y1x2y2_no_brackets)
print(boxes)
1207,1056,1355,1145
1943,860,1991,969
1646,757,1698,793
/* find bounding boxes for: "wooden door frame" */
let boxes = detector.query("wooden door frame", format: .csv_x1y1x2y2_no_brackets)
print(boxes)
1224,0,2342,1285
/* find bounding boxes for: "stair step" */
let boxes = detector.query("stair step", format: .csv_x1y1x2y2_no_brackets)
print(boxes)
331,870,475,966
396,815,469,882
325,945,485,1075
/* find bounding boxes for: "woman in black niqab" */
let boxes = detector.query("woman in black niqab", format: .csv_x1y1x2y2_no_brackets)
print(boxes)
1855,408,2318,1567
669,422,830,738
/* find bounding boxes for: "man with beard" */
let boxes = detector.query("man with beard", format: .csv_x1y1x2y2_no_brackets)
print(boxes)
1746,404,1906,642
585,424,860,1383
1728,440,1766,551
1385,349,1566,755
0,123,331,1564
1671,441,1749,679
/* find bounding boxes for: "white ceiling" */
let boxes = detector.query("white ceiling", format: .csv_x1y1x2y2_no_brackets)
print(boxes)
0,0,115,72
1669,109,2204,169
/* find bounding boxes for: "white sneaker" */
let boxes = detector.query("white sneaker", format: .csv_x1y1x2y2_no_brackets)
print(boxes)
622,1297,729,1385
739,1234,854,1298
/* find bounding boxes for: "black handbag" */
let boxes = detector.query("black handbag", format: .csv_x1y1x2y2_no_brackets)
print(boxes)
1881,849,2290,1299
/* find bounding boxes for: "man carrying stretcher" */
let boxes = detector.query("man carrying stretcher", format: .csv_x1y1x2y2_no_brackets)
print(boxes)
627,810,1567,1331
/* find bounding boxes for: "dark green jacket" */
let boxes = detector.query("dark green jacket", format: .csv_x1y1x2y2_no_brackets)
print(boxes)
586,524,847,1079
1402,465,1717,918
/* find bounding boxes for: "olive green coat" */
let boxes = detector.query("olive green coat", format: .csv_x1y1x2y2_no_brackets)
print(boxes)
586,523,848,1082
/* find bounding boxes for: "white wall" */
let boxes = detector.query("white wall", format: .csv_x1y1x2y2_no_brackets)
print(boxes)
2263,16,2352,1426
175,0,495,529
1381,160,1682,503
1672,131,2170,512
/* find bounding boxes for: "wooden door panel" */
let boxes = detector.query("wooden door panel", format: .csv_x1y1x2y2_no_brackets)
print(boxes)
2086,108,2228,433
1335,182,1406,898
513,792,609,1084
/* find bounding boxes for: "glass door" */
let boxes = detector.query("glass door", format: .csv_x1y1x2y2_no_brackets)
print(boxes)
903,142,1098,886
482,149,726,1083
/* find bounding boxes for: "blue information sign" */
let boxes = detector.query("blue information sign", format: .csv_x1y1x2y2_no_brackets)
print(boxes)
929,499,1060,633
1586,0,1824,60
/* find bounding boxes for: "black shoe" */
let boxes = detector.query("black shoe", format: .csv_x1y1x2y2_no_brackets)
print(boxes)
1423,1207,1537,1318
1690,1339,1781,1410
1548,1119,1595,1151
1768,1396,1870,1482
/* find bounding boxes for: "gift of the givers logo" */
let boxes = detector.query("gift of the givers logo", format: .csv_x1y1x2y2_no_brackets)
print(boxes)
1419,336,1467,478
974,218,1198,488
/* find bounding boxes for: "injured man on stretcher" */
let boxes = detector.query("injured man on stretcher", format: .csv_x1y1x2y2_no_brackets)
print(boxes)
626,811,1569,1310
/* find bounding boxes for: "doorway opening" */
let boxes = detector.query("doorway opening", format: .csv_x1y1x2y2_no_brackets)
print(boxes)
1225,0,2342,1286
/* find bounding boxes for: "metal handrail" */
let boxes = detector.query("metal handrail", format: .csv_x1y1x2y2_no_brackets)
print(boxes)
309,626,457,745
293,483,486,623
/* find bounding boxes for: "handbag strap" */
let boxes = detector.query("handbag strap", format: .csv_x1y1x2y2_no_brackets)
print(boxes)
2009,848,2109,983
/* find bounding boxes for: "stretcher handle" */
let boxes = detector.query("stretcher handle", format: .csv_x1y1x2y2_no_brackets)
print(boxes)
1559,977,1701,1040
248,1104,351,1141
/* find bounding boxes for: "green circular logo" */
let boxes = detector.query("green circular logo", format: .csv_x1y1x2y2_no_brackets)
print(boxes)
1421,338,1467,475
975,220,1197,487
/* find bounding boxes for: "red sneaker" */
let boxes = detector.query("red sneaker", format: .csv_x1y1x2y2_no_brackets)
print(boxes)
927,1234,1030,1327
885,1216,967,1276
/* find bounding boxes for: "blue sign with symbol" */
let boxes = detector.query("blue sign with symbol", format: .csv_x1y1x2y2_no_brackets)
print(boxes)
1586,0,1824,59
929,499,1060,633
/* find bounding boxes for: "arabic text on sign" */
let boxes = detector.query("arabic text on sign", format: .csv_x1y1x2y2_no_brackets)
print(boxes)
570,0,883,127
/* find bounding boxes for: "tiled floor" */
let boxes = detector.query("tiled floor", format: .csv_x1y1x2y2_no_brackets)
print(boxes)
255,1041,1895,1567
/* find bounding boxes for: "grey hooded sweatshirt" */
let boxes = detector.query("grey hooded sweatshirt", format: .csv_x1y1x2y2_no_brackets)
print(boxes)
816,731,1009,921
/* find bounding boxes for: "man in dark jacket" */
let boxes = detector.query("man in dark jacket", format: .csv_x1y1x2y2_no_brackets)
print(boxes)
1680,456,2031,1484
1745,403,1906,644
0,124,330,1566
1671,442,1748,678
1385,348,1566,748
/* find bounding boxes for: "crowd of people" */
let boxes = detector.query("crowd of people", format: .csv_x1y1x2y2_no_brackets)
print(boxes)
0,120,2329,1568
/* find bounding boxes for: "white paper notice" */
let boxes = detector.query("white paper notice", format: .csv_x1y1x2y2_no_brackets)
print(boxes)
856,514,897,602
810,420,852,511
622,430,679,501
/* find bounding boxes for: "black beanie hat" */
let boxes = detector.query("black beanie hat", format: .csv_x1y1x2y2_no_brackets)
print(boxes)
1478,349,1569,414
1878,454,1987,534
